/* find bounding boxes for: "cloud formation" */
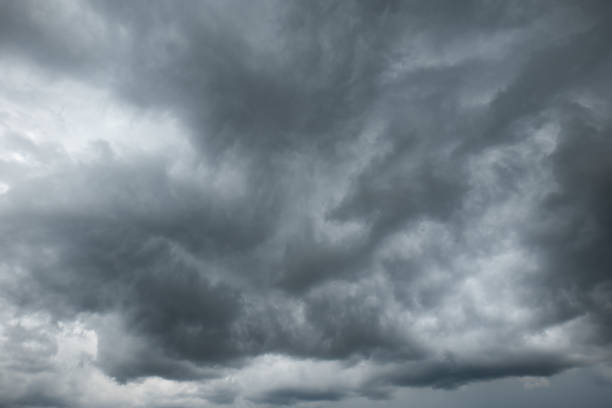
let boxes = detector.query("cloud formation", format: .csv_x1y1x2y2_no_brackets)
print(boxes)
1,0,612,406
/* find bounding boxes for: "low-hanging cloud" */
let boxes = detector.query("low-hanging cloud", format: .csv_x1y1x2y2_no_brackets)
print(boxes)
1,1,612,407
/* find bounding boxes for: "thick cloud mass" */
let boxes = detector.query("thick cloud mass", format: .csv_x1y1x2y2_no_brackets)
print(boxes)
1,1,612,407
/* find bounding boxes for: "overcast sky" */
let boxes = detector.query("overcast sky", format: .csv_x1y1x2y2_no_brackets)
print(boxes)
1,1,612,407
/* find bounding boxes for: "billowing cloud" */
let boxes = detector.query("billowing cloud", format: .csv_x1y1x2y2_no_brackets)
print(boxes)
1,1,612,407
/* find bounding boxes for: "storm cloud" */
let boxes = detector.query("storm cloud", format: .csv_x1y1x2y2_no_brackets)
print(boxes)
1,1,612,407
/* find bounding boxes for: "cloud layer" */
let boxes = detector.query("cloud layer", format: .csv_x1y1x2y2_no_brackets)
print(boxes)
1,1,612,407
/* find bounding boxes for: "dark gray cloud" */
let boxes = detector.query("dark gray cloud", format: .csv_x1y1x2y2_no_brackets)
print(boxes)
524,102,612,343
380,352,576,389
253,387,346,406
1,0,612,407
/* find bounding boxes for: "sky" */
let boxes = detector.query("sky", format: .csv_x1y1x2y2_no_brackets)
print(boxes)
1,1,612,407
